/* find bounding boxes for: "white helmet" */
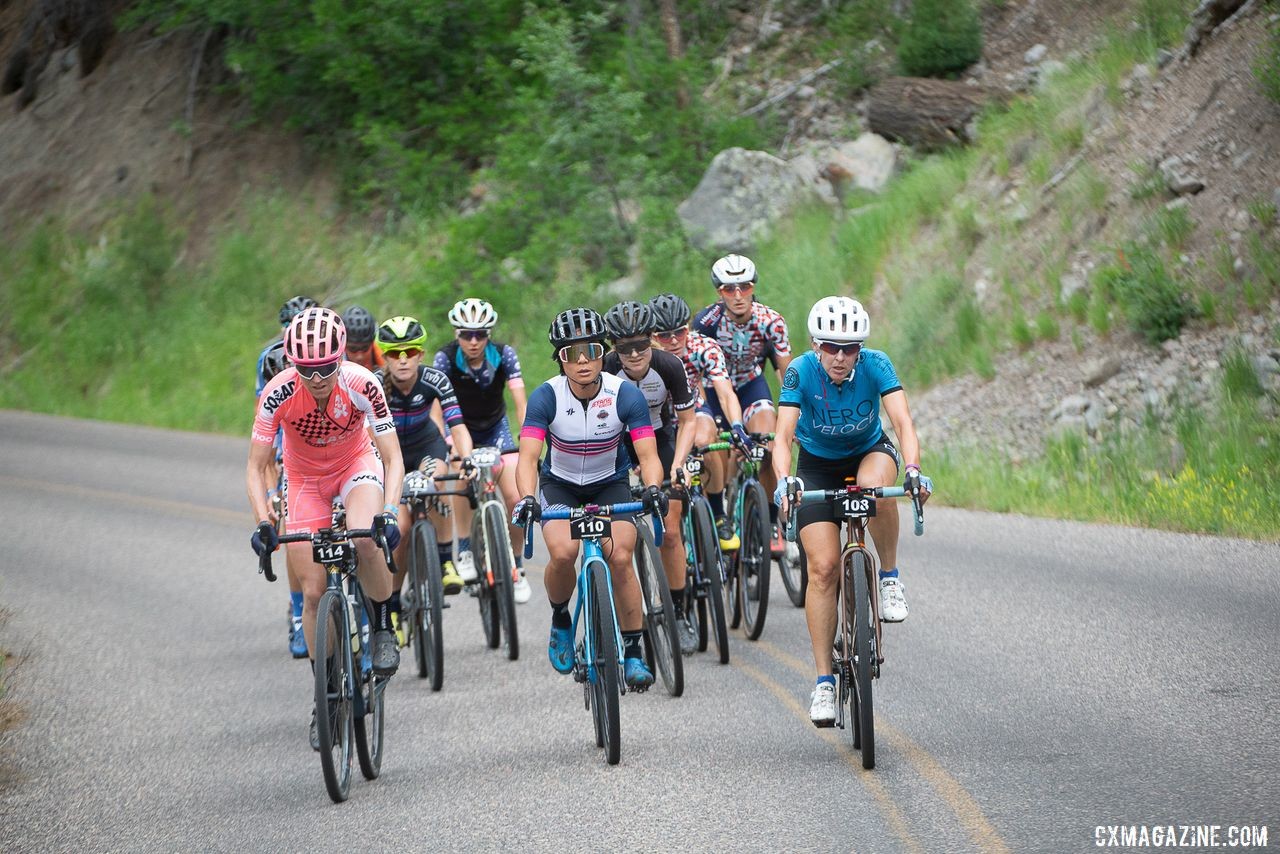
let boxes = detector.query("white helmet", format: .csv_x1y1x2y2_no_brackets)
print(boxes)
711,254,757,288
448,298,498,330
808,296,870,343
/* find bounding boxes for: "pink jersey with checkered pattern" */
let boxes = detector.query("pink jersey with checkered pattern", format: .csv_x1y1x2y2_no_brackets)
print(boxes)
252,363,396,478
679,331,730,406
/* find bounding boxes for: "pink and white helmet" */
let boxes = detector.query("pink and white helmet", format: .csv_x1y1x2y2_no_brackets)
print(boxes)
285,307,346,366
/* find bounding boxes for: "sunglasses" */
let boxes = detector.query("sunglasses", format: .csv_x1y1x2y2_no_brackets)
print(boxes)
717,282,754,295
653,328,687,342
615,339,651,357
385,348,423,361
296,360,341,380
558,342,605,362
815,340,862,356
457,330,489,342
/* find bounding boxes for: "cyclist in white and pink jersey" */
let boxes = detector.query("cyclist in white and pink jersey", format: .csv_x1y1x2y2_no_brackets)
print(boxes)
247,308,405,746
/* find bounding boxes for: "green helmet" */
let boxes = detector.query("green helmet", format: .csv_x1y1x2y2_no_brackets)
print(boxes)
376,315,427,350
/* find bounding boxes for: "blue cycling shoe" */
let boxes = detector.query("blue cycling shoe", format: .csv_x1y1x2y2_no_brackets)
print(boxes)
624,657,655,690
289,618,308,659
548,626,575,674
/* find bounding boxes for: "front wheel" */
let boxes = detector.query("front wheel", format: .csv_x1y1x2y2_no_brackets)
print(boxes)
738,480,771,640
409,521,444,690
635,522,683,698
691,498,729,665
847,549,875,770
483,502,519,661
314,590,354,802
589,561,622,765
779,532,807,607
354,672,385,780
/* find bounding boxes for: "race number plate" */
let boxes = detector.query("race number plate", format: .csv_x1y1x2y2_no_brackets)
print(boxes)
570,514,611,540
838,494,876,518
684,456,703,476
470,446,501,468
749,444,767,463
313,540,354,566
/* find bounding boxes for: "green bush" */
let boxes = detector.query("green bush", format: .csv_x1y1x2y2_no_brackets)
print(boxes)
1110,245,1197,344
896,0,982,78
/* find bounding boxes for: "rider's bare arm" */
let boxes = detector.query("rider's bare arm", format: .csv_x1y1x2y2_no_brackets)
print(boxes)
711,377,744,425
246,441,277,525
374,428,406,509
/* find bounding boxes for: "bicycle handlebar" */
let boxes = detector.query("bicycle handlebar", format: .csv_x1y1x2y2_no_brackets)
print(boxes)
518,501,665,559
258,527,395,583
783,485,925,542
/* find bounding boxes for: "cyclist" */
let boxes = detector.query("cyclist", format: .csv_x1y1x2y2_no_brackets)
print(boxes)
648,293,752,552
342,305,384,371
770,296,931,726
376,315,475,641
693,254,792,554
511,308,667,689
433,298,531,603
602,300,700,655
247,307,405,746
256,295,317,659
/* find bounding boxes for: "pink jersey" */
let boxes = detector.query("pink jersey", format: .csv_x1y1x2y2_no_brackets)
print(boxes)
679,331,730,407
252,363,396,478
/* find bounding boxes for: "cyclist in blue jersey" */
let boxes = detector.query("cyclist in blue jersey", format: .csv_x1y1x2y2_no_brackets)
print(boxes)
256,295,317,658
771,296,932,726
512,308,668,689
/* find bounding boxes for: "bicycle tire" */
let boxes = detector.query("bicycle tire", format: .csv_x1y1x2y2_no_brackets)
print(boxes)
314,590,354,802
847,549,875,769
739,480,771,640
473,513,501,650
483,502,520,661
691,498,729,664
410,521,445,690
722,479,742,630
779,532,807,607
589,560,622,765
635,522,683,698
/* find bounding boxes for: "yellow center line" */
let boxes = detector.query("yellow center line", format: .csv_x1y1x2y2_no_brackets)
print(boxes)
751,636,1011,854
735,659,923,854
0,474,249,527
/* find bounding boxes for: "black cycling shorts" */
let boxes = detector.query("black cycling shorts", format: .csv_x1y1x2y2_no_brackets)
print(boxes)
794,438,901,531
404,433,449,475
538,478,637,525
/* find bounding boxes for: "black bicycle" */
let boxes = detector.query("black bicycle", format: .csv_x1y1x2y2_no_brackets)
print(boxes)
720,430,772,640
631,483,683,697
461,448,519,661
259,510,395,802
400,475,450,690
678,444,731,664
785,482,924,769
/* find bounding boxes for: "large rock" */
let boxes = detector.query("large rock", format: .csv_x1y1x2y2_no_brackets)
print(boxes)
820,133,899,196
677,148,823,253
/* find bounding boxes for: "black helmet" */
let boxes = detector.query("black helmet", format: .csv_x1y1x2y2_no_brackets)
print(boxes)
259,338,289,384
648,293,691,332
279,295,318,327
603,301,653,341
342,305,377,346
548,308,607,348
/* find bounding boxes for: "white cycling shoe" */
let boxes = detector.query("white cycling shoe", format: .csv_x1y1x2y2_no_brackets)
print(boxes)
512,570,532,604
879,576,909,623
809,681,837,727
455,550,479,583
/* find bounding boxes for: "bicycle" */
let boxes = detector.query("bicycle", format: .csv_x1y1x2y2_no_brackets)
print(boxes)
520,501,663,765
630,482,683,698
400,473,452,690
462,447,519,661
677,443,731,664
719,430,773,640
784,481,924,769
258,505,396,802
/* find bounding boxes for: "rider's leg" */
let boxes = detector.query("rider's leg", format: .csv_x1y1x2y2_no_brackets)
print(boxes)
344,481,393,603
497,453,525,569
659,494,686,593
799,521,842,677
291,544,327,659
603,520,642,632
542,519,580,603
859,450,901,575
746,402,779,522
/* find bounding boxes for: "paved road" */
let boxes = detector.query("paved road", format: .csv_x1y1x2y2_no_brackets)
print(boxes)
0,410,1277,852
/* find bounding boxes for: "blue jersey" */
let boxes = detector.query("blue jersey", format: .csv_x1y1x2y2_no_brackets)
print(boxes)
778,349,903,458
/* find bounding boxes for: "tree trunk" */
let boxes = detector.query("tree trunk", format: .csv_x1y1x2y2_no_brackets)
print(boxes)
867,76,1004,149
656,0,689,109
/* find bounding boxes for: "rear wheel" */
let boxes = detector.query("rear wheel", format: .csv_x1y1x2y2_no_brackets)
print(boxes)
410,520,444,690
739,480,771,640
847,549,875,770
474,514,501,649
779,531,807,607
483,502,519,661
314,590,353,803
691,498,729,665
589,561,622,765
635,522,683,698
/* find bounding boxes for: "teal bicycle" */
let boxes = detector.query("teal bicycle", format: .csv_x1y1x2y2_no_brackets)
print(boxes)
521,501,663,765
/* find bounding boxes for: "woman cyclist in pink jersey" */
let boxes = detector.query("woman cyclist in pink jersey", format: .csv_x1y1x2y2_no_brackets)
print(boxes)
247,307,405,746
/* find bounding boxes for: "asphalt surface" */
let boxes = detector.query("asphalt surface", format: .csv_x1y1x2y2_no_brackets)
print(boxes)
0,409,1277,852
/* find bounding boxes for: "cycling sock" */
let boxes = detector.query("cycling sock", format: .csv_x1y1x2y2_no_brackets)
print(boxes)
389,591,401,613
670,587,686,617
459,536,472,554
622,631,643,660
515,553,523,570
438,541,453,567
816,674,836,687
290,591,304,619
550,599,572,629
372,598,392,632
708,491,725,518
879,567,899,580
